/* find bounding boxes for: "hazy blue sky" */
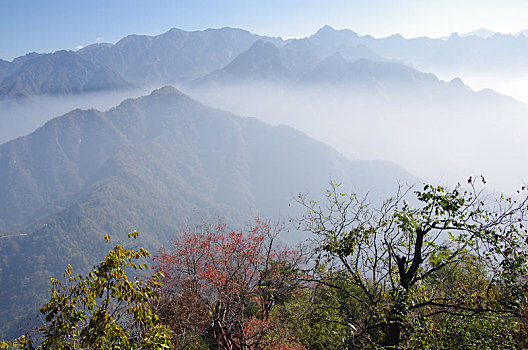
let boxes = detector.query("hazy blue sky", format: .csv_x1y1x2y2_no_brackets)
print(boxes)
2,0,528,60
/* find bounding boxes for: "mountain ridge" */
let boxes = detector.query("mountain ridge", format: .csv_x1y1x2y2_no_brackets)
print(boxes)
0,50,133,99
78,27,286,85
0,86,415,339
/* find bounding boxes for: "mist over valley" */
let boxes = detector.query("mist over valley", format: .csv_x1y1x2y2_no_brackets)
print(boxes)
1,18,528,343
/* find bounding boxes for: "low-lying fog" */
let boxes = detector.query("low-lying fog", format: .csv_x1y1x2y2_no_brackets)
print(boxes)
2,78,526,195
442,74,528,105
419,63,528,104
187,81,528,193
0,86,159,145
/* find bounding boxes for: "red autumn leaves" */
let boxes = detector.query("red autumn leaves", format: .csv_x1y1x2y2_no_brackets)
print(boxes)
154,219,305,350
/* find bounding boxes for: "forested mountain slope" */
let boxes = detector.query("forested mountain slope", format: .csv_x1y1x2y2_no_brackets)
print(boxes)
0,86,414,339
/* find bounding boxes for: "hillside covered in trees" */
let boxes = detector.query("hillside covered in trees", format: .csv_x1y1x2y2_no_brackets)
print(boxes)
2,13,528,348
0,86,413,340
3,178,528,349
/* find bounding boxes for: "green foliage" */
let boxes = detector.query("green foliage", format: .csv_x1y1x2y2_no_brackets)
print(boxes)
0,85,413,339
405,252,519,349
0,232,173,349
275,281,361,350
296,179,528,348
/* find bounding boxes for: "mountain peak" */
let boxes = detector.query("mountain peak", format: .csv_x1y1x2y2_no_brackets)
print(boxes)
248,40,278,51
461,28,497,39
317,25,335,34
11,52,41,65
165,27,185,34
516,29,528,37
387,33,404,40
306,25,359,46
150,85,182,96
448,77,467,88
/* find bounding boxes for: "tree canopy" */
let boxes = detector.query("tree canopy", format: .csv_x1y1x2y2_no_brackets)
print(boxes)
1,232,173,350
154,219,307,350
296,178,528,348
3,179,528,349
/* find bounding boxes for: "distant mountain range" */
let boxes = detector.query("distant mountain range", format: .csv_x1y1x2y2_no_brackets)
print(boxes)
0,27,289,144
0,50,137,144
3,25,528,102
285,25,528,76
0,86,414,339
189,37,521,106
517,29,528,37
187,38,528,190
2,24,528,339
460,28,497,39
0,50,133,99
191,40,320,87
190,40,439,94
1,25,523,185
77,27,284,85
0,25,525,188
0,27,286,102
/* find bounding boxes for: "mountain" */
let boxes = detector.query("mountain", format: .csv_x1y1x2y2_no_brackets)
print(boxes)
284,25,528,76
191,42,439,94
285,25,382,62
285,26,412,63
5,24,528,338
0,27,286,145
0,50,137,145
191,40,320,87
187,43,528,190
417,32,528,75
0,50,133,99
286,25,359,53
0,59,9,80
0,86,414,339
460,28,497,39
0,86,153,146
0,27,287,93
1,52,41,78
517,29,528,37
78,27,286,85
189,43,445,99
299,53,438,91
5,25,528,146
7,25,528,97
